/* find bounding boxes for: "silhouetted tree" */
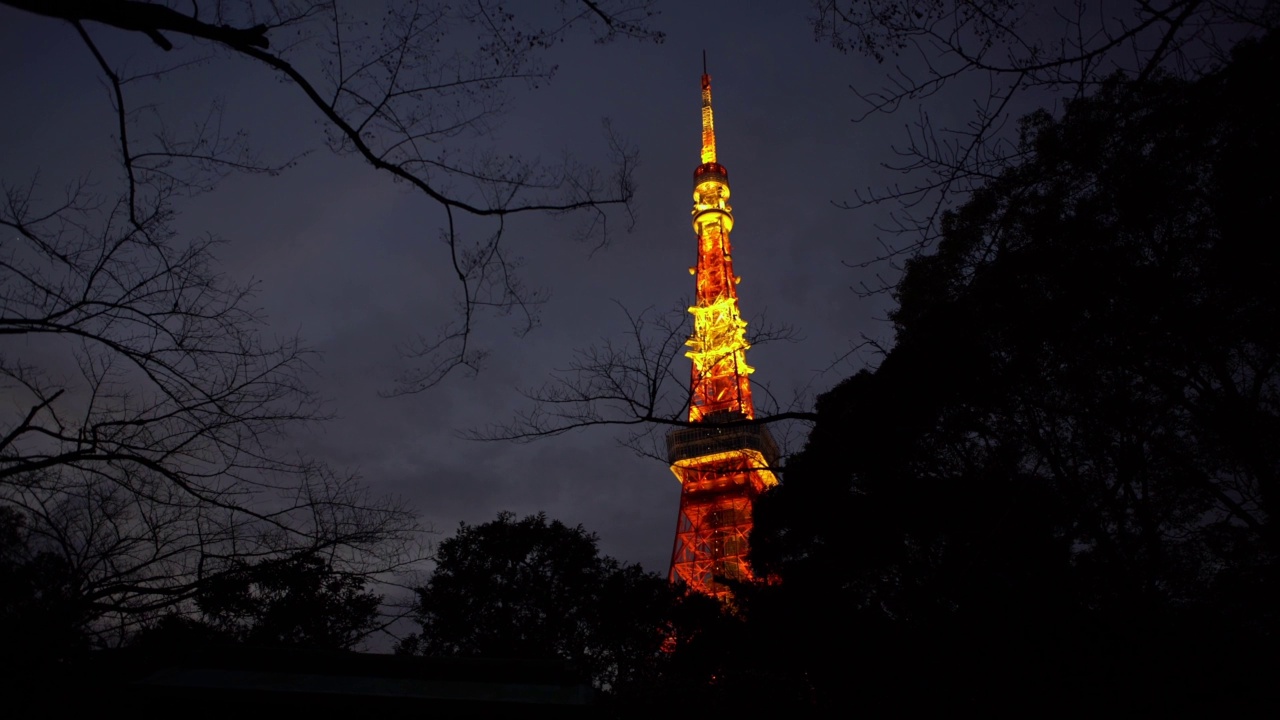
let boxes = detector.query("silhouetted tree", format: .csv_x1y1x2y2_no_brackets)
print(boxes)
0,178,420,636
812,0,1276,283
133,554,382,651
398,511,681,695
749,30,1279,713
0,507,89,666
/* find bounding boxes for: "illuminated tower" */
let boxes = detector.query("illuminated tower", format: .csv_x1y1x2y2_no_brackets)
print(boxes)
666,59,778,599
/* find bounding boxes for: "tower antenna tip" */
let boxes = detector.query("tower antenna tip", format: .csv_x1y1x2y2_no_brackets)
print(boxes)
702,50,707,75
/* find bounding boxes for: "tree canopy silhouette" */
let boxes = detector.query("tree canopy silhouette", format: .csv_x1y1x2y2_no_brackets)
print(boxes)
397,511,682,693
747,30,1279,713
812,0,1275,284
0,507,88,667
133,554,383,651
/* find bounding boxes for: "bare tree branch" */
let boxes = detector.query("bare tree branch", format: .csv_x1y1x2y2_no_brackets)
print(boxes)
4,0,663,389
470,303,816,467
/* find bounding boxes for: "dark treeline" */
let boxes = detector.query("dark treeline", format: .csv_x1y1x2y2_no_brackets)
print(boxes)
736,29,1280,713
1,504,386,655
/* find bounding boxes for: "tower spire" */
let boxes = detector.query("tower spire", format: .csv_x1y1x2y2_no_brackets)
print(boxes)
700,53,717,165
665,61,779,600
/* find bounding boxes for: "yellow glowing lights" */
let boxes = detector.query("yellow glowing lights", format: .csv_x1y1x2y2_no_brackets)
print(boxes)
669,448,779,489
685,291,755,421
692,185,733,234
686,298,752,366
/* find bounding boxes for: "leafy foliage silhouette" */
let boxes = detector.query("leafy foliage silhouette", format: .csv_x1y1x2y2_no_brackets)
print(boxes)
134,554,383,651
746,30,1279,713
812,0,1276,287
398,511,688,695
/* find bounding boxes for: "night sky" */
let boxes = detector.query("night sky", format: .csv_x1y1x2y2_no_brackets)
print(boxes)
0,4,910,579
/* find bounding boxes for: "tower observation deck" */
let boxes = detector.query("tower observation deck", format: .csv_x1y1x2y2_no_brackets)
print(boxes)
666,61,778,599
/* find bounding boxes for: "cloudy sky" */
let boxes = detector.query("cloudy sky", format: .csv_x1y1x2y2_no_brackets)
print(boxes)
0,2,933,577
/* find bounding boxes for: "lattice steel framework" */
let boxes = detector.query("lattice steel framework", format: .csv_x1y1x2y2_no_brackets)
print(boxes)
667,62,778,599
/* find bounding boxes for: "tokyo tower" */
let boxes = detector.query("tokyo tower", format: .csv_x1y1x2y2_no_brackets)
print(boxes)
665,59,779,599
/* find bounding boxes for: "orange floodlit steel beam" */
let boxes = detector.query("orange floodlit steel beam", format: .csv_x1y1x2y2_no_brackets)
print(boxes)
669,448,778,490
